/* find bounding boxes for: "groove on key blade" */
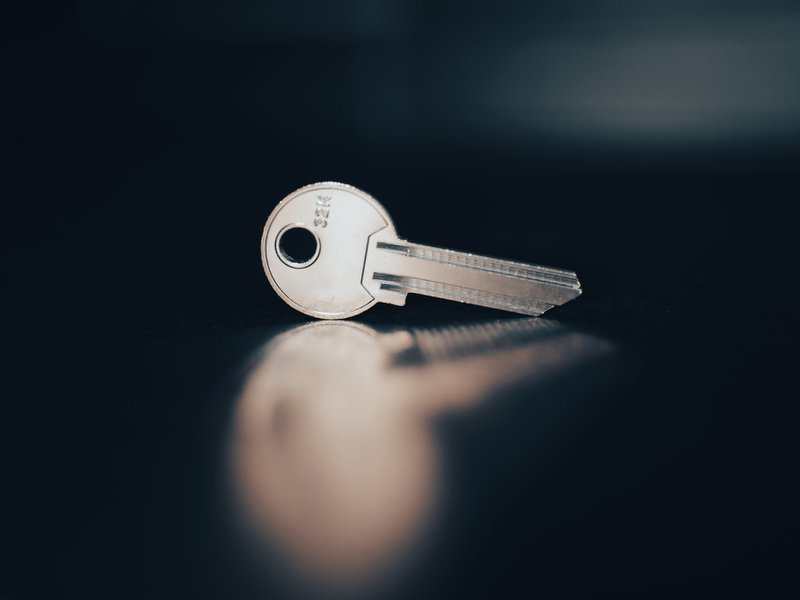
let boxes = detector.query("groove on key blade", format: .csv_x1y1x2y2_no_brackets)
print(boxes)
373,273,558,316
364,232,582,316
374,241,581,288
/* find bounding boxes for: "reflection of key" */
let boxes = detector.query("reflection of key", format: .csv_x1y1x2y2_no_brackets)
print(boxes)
232,319,612,585
261,182,581,319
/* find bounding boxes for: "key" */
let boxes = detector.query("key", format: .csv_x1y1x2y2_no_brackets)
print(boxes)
261,182,582,319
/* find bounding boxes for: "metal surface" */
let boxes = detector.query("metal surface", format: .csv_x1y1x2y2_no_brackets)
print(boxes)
262,182,582,319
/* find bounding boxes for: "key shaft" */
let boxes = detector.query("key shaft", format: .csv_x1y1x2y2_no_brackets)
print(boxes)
363,229,581,316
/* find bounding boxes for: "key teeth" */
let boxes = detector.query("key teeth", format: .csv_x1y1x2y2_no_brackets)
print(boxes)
365,233,583,316
558,271,582,300
377,241,581,289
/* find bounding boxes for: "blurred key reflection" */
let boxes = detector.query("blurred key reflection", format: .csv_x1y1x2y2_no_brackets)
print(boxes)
230,318,613,589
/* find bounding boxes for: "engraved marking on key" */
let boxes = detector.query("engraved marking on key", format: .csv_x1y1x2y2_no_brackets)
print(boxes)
313,195,331,228
261,182,582,320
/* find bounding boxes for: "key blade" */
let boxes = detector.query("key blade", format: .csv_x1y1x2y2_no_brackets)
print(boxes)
363,232,581,317
373,272,561,316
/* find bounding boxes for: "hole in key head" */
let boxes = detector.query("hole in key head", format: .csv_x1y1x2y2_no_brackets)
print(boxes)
277,226,319,268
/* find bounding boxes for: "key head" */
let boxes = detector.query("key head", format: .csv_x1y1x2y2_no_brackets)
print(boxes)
261,182,396,319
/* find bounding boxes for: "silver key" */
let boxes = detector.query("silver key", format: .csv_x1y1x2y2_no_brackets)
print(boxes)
261,182,582,319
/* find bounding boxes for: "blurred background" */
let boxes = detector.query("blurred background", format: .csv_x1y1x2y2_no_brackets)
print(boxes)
2,1,799,598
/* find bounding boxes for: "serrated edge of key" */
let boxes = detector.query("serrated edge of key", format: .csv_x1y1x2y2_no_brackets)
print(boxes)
375,242,581,289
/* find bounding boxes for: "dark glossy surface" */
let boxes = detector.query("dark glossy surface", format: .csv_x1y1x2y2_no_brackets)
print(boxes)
3,2,800,598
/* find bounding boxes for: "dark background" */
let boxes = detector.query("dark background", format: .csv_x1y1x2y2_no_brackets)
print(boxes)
2,1,799,598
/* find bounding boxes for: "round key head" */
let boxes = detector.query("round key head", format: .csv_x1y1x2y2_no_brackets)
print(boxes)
261,182,396,319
